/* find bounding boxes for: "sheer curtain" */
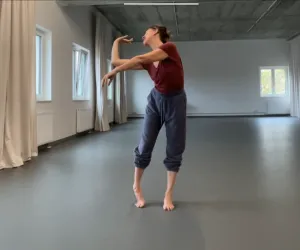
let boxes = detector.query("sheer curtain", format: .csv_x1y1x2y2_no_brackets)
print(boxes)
94,13,111,131
290,37,300,118
0,0,37,169
115,71,128,124
114,32,128,124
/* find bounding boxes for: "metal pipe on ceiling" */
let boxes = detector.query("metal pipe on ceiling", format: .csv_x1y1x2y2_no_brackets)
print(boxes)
247,0,281,33
173,2,179,36
287,31,300,41
121,1,274,5
57,0,275,6
196,0,273,3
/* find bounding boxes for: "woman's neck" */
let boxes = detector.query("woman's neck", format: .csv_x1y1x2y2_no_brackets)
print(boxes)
149,40,163,50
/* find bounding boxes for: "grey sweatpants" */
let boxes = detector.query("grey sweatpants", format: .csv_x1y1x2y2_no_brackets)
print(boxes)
134,88,187,172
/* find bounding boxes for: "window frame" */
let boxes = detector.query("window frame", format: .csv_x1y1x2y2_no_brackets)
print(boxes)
36,25,52,102
72,43,90,101
259,66,288,98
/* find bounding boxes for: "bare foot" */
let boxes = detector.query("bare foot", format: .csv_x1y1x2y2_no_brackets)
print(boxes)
133,185,145,208
163,192,175,211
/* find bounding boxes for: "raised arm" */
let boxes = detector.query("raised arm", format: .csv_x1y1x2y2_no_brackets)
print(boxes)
102,48,168,86
111,36,143,70
112,42,176,74
113,48,168,73
102,42,176,86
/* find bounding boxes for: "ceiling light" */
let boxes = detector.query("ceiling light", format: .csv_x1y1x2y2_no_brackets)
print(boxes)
124,2,199,6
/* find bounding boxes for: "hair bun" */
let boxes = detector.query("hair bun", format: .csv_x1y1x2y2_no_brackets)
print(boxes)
149,25,171,43
164,29,171,41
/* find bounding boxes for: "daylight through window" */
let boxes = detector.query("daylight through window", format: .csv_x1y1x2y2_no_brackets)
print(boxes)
36,35,42,96
36,26,51,101
72,44,89,100
260,67,288,97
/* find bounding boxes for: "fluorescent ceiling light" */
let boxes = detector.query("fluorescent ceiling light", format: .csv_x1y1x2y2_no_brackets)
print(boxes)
124,2,199,6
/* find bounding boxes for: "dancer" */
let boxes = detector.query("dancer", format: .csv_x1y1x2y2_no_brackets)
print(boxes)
102,25,186,211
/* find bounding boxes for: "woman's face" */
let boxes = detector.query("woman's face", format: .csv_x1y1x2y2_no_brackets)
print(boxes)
142,28,157,46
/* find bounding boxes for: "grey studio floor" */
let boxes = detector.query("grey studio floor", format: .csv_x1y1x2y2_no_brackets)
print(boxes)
1,117,300,250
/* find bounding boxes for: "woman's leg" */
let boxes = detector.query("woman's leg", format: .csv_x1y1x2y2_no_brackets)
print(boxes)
133,93,162,208
163,92,187,211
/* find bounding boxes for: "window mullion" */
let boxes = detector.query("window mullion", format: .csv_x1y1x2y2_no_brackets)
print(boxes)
271,68,275,95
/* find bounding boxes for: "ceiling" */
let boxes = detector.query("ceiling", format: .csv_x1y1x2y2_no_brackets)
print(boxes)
57,0,300,41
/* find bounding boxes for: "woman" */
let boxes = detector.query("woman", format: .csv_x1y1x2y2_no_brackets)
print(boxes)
102,25,186,211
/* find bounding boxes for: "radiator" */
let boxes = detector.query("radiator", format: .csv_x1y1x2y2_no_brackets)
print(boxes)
37,111,54,146
76,109,94,133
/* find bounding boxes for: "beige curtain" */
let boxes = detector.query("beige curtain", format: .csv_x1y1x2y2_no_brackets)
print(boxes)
290,38,300,118
94,13,110,131
0,0,37,169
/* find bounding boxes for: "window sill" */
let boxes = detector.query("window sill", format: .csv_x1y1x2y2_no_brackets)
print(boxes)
37,99,52,103
261,95,287,98
72,98,90,102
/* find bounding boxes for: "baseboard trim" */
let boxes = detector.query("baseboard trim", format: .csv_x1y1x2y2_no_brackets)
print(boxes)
128,114,144,118
38,129,94,152
128,114,291,119
38,121,121,152
188,114,291,118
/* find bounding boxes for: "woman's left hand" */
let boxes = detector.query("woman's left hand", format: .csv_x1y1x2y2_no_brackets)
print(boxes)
102,71,116,87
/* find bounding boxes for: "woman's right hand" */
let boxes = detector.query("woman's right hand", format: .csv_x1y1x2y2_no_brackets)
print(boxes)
115,35,133,44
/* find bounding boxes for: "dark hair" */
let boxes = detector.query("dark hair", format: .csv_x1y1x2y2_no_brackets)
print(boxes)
149,25,171,43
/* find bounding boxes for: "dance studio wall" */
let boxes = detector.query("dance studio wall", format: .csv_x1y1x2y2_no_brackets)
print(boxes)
36,1,94,142
124,40,291,116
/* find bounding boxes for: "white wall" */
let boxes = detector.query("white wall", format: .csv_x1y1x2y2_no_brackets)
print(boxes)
124,39,291,116
36,2,94,143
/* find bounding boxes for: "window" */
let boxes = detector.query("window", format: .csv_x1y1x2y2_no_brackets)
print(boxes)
36,26,52,101
260,67,288,97
36,35,42,96
107,59,113,101
72,43,90,100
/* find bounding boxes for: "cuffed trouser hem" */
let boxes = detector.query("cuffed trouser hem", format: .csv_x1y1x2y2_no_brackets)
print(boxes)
134,146,151,170
164,161,181,173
